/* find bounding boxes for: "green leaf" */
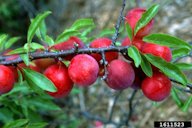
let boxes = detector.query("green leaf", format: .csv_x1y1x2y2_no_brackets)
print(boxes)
81,26,95,37
30,43,45,50
140,55,152,77
21,102,29,118
0,34,8,45
35,20,47,40
55,29,81,44
22,68,57,92
171,87,183,107
145,54,187,85
152,102,160,107
3,119,29,128
24,43,44,51
7,47,26,55
125,24,133,40
27,110,43,123
71,87,81,95
7,82,29,95
97,28,115,38
45,35,55,46
20,54,30,66
134,4,159,35
0,108,13,123
128,46,141,67
5,37,21,49
181,96,192,112
27,98,61,111
27,122,48,128
27,11,51,44
71,18,95,30
0,34,8,51
17,69,23,83
175,63,192,70
143,33,192,49
79,36,89,43
115,41,121,46
172,48,190,59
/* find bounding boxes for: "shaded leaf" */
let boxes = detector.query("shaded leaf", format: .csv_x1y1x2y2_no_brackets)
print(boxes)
27,98,61,111
27,122,48,128
145,54,187,85
134,4,159,35
0,108,13,123
3,119,29,128
125,24,133,40
7,82,29,95
140,55,152,77
17,69,23,83
27,110,43,123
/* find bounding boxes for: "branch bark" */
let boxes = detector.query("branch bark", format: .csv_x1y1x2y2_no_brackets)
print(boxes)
0,46,129,65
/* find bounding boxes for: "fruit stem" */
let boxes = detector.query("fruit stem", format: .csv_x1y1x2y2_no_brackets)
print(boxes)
101,51,108,80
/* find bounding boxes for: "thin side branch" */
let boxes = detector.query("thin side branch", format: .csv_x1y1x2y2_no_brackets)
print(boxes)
173,84,192,94
170,79,192,89
111,0,126,45
126,90,138,126
101,51,108,80
108,91,123,121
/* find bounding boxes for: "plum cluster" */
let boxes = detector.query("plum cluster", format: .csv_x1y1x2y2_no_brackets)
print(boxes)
0,8,172,102
122,7,172,101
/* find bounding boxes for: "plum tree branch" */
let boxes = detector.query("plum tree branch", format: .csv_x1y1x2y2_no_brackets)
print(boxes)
1,46,191,91
108,91,123,121
0,46,129,65
173,84,192,94
126,90,138,126
170,79,192,92
111,0,126,45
